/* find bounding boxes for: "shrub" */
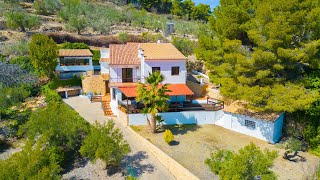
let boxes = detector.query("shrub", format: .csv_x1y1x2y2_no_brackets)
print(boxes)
2,40,29,56
91,50,100,65
119,32,129,43
33,0,60,15
0,61,37,87
29,34,58,77
0,140,62,179
48,76,82,89
141,32,166,42
4,10,41,32
163,129,174,144
41,84,62,103
172,37,197,56
80,121,130,168
18,102,90,155
205,143,278,179
60,42,89,49
10,56,34,72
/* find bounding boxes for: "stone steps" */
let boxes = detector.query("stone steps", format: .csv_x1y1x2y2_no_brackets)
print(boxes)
101,94,114,117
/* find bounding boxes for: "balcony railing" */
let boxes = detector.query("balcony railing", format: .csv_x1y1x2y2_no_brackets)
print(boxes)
109,77,144,83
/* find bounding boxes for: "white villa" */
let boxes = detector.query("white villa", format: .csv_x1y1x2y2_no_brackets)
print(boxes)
58,42,284,144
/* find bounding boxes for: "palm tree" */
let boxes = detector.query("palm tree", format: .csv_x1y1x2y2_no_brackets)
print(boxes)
136,72,170,133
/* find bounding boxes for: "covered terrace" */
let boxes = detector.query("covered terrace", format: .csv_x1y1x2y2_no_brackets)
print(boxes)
117,84,224,114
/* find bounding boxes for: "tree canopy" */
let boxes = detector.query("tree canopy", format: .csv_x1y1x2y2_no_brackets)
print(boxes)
136,72,170,133
196,0,320,113
205,143,278,179
29,34,58,77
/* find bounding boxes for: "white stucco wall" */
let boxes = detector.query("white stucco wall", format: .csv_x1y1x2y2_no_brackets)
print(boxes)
128,110,225,126
216,112,276,143
143,60,187,84
109,65,141,83
100,62,109,74
127,110,284,144
110,87,122,116
56,57,93,72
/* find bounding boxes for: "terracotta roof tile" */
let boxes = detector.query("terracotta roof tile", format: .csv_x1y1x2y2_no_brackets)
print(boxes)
109,44,140,65
140,43,186,60
118,84,194,97
59,49,93,57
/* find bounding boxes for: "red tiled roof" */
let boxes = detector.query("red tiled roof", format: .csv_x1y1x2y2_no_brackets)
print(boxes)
109,44,140,65
140,43,186,60
59,49,93,57
118,84,194,98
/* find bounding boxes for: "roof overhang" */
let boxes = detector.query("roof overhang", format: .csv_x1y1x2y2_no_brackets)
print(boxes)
118,84,194,98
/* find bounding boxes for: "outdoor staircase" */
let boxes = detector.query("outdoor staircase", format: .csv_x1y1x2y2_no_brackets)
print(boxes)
101,94,115,117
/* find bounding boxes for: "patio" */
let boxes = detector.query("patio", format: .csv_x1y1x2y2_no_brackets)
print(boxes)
118,97,224,114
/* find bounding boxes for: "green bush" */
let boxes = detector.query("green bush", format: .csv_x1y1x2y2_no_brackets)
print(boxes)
141,32,166,42
29,34,58,77
49,76,82,89
172,37,197,56
163,129,174,144
91,50,100,65
4,10,41,32
119,32,129,43
60,42,89,49
2,40,29,56
34,0,60,15
18,102,90,155
80,121,130,167
10,56,34,72
41,84,62,103
0,140,62,179
205,143,278,179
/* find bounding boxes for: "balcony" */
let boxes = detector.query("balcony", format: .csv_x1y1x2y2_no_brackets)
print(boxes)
108,77,143,87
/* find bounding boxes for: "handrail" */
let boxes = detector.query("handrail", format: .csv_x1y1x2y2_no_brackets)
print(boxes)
109,77,143,83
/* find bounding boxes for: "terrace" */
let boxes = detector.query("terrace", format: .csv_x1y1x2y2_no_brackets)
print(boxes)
118,97,224,114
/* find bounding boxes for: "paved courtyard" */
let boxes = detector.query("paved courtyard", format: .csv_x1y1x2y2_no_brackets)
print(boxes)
63,96,175,180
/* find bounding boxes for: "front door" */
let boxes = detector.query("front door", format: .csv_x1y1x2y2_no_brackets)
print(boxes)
122,68,133,82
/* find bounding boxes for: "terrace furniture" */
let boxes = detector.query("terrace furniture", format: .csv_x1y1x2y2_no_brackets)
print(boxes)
129,105,137,113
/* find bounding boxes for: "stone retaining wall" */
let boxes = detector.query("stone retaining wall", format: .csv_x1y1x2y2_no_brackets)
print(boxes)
186,80,206,97
128,127,199,180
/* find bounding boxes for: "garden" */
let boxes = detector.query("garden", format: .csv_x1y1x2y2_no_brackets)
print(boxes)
0,34,132,179
131,124,320,179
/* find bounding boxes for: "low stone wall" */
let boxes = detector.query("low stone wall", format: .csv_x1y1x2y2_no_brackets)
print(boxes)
82,75,106,95
118,108,128,126
127,127,199,180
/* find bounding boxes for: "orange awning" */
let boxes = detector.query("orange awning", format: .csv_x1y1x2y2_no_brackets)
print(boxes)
118,84,194,98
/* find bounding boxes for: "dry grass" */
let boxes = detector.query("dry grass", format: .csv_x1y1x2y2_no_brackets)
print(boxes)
133,124,320,180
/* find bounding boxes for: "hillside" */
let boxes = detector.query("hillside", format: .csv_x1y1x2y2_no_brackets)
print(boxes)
0,1,206,48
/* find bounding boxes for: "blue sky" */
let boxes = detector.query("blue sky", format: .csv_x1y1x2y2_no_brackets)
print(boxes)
193,0,220,9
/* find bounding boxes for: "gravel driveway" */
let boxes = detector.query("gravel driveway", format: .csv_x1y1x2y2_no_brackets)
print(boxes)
63,96,175,180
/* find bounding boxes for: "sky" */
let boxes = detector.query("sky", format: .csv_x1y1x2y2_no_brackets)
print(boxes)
193,0,220,9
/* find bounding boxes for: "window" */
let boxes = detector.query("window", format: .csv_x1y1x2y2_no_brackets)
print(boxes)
112,88,116,100
245,120,256,129
60,58,90,66
152,67,161,73
171,66,180,75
